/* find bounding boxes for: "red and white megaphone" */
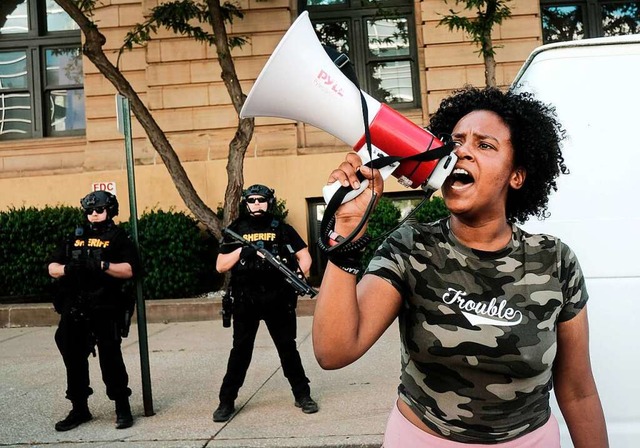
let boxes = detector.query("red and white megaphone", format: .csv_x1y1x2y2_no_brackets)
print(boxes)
240,11,456,204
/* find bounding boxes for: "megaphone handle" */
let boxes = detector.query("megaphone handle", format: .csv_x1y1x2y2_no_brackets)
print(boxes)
322,161,398,205
322,145,399,205
322,178,368,205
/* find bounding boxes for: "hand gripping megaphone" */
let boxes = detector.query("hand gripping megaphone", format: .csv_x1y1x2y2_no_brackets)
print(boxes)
240,11,456,205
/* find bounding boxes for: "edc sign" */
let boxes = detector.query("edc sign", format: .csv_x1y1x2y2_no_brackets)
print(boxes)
91,181,117,196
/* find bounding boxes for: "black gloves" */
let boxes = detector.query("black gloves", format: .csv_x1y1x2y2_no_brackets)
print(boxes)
63,259,84,277
84,257,102,273
64,257,102,277
240,246,257,259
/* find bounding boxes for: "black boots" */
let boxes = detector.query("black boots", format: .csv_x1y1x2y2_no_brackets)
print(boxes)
212,401,235,422
55,401,92,431
54,398,133,430
115,398,134,429
295,395,319,414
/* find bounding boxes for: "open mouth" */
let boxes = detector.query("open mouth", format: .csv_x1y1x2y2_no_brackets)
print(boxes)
449,168,474,189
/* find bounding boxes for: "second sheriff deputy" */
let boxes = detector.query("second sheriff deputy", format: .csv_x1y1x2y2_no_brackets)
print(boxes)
213,184,318,422
48,190,137,431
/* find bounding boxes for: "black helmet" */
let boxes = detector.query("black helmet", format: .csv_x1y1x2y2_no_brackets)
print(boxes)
242,184,274,203
242,184,275,215
80,191,119,218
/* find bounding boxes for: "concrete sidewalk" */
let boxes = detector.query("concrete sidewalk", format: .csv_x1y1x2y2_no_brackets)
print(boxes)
0,296,318,328
0,315,400,447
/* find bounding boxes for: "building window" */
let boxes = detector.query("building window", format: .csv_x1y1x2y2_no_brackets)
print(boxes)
300,0,420,109
541,0,640,43
0,0,84,141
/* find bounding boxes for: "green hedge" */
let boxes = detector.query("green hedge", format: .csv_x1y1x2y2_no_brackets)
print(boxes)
362,197,401,269
361,195,450,272
123,210,221,300
0,206,221,303
0,206,84,300
412,195,450,224
1,197,446,301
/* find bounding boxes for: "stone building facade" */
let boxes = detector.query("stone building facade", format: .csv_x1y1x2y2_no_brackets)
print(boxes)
0,0,544,240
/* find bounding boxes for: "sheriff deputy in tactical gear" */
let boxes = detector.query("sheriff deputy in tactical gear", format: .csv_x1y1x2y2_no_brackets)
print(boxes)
212,184,318,422
47,190,137,431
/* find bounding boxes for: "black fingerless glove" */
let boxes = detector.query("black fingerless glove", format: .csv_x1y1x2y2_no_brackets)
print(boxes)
64,260,83,277
84,257,102,273
240,246,257,259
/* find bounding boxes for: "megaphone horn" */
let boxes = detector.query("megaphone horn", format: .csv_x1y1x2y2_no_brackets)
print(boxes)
240,11,455,204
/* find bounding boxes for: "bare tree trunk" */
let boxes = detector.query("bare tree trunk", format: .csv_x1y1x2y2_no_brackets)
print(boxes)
55,0,222,237
482,1,498,87
206,0,254,227
484,50,497,87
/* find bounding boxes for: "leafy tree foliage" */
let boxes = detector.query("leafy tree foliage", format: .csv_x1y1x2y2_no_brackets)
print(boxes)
439,0,512,86
121,0,246,60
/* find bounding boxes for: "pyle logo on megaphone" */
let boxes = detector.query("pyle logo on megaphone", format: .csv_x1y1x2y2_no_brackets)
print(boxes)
240,11,455,204
316,70,344,97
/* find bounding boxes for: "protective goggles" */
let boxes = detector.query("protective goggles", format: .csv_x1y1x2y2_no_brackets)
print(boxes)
246,197,268,204
84,206,106,215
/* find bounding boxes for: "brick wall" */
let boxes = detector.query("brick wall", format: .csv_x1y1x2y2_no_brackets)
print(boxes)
0,0,543,217
419,0,542,115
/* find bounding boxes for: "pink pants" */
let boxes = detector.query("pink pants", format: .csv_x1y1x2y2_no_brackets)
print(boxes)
383,400,560,447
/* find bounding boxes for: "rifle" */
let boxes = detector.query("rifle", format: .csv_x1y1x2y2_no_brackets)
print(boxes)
223,227,318,298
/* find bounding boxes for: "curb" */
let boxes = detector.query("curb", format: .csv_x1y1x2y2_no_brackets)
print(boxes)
0,296,317,328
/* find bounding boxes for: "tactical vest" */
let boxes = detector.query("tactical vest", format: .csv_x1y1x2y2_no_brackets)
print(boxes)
60,223,122,312
66,225,116,265
229,218,299,295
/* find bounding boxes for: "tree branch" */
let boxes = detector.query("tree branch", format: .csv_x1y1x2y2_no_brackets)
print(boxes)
55,0,222,238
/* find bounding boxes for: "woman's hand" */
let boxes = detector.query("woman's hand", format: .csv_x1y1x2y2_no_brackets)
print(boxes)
327,152,384,237
314,153,400,370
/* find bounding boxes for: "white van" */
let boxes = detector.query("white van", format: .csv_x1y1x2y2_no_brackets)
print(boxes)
512,35,640,447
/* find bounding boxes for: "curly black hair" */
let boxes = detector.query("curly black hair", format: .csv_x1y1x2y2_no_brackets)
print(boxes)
428,86,568,224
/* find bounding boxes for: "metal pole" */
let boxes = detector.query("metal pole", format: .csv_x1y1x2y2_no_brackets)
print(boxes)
119,94,155,417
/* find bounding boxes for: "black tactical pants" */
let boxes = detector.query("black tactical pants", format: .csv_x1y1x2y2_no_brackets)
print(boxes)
218,293,310,404
55,310,131,403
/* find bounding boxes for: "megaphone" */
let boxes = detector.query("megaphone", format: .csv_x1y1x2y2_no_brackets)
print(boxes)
240,11,456,204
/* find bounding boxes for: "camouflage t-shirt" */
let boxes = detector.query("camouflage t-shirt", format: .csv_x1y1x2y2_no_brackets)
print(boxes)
366,218,588,443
